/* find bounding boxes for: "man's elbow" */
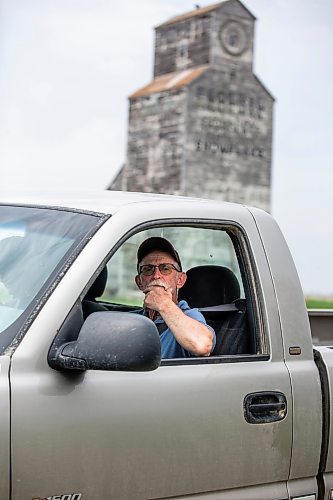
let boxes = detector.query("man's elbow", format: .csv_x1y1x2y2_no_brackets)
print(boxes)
195,345,212,356
192,330,214,356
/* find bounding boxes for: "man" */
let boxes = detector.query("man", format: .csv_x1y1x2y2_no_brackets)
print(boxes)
135,237,215,359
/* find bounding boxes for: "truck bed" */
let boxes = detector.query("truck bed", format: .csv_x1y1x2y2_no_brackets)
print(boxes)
309,309,333,345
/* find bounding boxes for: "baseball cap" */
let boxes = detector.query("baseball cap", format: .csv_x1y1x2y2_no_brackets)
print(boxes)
137,237,182,271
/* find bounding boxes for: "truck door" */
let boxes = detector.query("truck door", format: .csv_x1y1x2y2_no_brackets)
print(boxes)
9,333,292,499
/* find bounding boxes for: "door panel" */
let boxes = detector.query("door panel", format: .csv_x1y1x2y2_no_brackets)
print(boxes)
10,357,292,499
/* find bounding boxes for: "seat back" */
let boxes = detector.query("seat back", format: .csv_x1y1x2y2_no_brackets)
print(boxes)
179,265,240,312
178,265,250,355
85,266,108,301
82,267,109,319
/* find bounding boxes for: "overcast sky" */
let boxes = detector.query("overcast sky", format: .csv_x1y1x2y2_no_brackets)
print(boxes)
1,0,332,296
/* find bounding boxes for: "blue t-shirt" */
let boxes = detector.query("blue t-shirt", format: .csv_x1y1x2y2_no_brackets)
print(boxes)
139,300,216,359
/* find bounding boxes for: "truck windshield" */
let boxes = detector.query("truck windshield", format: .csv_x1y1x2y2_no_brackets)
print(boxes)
0,205,103,353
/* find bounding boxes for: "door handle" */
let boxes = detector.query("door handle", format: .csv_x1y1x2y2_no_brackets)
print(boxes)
244,391,287,424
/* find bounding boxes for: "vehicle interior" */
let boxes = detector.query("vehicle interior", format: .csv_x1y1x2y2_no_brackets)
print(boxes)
78,224,258,359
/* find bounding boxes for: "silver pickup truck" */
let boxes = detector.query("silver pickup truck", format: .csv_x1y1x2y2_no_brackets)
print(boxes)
1,191,333,500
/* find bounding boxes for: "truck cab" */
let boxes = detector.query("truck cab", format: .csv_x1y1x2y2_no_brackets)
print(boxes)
0,191,331,499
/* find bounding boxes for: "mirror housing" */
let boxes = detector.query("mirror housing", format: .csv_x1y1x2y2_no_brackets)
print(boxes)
49,311,161,372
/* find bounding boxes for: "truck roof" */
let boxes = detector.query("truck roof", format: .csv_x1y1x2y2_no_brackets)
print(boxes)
0,190,244,216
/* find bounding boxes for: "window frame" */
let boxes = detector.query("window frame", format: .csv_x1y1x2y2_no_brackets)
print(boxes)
83,217,269,365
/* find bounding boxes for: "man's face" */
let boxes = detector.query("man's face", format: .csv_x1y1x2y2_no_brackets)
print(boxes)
135,250,186,302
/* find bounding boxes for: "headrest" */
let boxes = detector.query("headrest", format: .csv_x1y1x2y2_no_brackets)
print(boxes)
178,265,240,308
85,266,108,301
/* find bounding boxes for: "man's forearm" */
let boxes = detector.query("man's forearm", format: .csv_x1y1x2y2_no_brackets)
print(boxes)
158,301,213,356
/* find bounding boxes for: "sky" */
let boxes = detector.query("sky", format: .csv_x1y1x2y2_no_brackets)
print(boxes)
0,0,332,296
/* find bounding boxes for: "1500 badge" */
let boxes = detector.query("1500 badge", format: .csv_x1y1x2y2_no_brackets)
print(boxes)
32,494,82,500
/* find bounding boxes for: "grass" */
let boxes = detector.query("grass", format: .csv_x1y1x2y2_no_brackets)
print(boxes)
306,298,333,309
101,294,333,310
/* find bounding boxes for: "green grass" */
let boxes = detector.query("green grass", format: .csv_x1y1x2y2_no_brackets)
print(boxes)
101,294,333,310
306,298,333,309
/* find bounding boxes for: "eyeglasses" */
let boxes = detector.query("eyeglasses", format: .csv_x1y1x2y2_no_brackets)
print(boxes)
139,263,181,276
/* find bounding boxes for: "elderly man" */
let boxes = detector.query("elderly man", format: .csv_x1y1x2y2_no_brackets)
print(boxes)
135,237,215,359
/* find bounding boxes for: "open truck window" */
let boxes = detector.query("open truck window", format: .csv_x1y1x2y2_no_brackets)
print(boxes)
82,224,265,362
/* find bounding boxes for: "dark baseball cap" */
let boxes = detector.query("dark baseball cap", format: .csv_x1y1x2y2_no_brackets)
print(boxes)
137,237,182,271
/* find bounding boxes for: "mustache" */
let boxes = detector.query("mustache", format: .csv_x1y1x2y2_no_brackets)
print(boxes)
142,278,177,296
148,279,167,287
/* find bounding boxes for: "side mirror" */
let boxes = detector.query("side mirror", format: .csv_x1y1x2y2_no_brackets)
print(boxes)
49,311,161,372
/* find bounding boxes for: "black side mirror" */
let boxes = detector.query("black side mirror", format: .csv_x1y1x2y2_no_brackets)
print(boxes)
49,311,161,372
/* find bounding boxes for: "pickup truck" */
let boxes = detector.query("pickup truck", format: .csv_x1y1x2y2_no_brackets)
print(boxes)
1,190,333,500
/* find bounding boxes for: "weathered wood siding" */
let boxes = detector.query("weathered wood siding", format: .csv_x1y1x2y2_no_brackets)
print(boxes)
154,0,254,77
210,0,255,71
119,90,186,194
184,68,273,210
154,16,211,77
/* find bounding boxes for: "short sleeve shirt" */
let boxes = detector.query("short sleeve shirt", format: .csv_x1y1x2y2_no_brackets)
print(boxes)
139,300,216,359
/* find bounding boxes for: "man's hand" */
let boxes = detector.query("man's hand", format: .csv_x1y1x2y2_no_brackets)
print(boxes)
139,278,214,357
143,279,173,312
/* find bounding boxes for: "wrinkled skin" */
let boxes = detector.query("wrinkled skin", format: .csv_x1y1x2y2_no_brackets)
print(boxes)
135,250,213,356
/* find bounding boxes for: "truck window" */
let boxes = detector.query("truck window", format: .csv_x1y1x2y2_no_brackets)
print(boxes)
103,227,244,305
83,224,262,360
0,205,102,353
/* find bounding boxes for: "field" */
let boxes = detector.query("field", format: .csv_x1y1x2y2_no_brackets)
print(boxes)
306,297,333,309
